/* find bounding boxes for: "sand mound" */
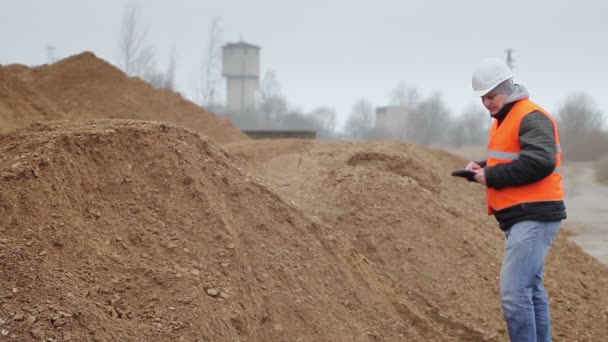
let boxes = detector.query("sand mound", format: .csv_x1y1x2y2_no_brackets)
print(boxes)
2,49,607,341
0,52,246,143
224,139,608,341
0,120,478,341
0,67,64,132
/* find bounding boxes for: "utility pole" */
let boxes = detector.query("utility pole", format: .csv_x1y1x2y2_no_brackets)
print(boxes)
505,48,515,70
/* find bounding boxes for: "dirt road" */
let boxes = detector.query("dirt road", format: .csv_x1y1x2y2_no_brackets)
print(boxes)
562,162,608,265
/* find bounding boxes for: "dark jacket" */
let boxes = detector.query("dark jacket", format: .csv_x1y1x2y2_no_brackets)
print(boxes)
478,96,567,230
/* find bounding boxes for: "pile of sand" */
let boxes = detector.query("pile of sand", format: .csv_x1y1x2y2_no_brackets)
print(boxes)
1,120,474,341
0,67,64,132
1,51,607,341
0,52,247,143
224,139,608,341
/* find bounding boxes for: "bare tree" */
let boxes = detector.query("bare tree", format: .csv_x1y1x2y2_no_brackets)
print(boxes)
225,70,286,129
251,70,285,125
408,92,450,145
448,104,489,147
557,93,605,136
389,82,420,109
557,93,607,161
258,70,282,102
131,47,156,80
449,120,468,147
142,51,176,90
119,4,151,76
309,107,337,134
164,51,177,90
118,4,178,90
344,98,375,139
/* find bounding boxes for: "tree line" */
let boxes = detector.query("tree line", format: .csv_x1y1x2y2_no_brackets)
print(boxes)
113,4,606,161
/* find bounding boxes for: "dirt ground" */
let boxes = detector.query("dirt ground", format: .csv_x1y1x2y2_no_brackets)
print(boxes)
224,139,608,341
1,54,607,341
3,121,464,341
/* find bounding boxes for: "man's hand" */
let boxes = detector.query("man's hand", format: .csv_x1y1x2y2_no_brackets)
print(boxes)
474,168,486,185
465,161,482,171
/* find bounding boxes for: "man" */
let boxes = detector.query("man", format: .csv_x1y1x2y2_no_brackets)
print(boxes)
466,58,567,342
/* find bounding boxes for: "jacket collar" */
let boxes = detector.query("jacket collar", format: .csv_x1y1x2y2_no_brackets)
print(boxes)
490,83,530,125
491,101,516,124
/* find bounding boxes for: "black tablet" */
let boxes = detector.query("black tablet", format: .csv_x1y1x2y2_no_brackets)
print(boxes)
451,169,477,182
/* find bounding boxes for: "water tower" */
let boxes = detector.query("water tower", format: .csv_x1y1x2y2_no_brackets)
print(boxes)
222,41,261,115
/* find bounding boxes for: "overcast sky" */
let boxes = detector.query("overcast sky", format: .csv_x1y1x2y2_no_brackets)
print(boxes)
1,0,607,129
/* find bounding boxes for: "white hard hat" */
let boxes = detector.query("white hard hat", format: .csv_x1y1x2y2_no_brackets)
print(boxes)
471,58,514,97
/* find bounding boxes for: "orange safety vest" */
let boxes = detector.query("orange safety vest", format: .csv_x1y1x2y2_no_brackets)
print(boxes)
486,99,564,215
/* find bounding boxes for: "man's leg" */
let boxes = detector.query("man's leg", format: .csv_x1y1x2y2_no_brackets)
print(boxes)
532,221,560,342
500,220,553,342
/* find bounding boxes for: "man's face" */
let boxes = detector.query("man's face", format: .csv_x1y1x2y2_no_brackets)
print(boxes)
481,93,508,115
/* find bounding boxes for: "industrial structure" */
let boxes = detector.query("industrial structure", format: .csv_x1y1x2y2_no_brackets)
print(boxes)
222,41,261,115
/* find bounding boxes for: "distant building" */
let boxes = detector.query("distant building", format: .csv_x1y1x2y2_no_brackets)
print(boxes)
375,106,408,138
242,130,317,140
222,41,261,115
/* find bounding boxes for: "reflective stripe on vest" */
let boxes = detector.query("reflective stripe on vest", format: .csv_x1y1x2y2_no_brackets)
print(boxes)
488,144,562,161
487,149,520,160
486,99,564,214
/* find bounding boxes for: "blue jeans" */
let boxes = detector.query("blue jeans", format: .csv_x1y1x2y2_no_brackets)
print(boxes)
500,220,561,342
